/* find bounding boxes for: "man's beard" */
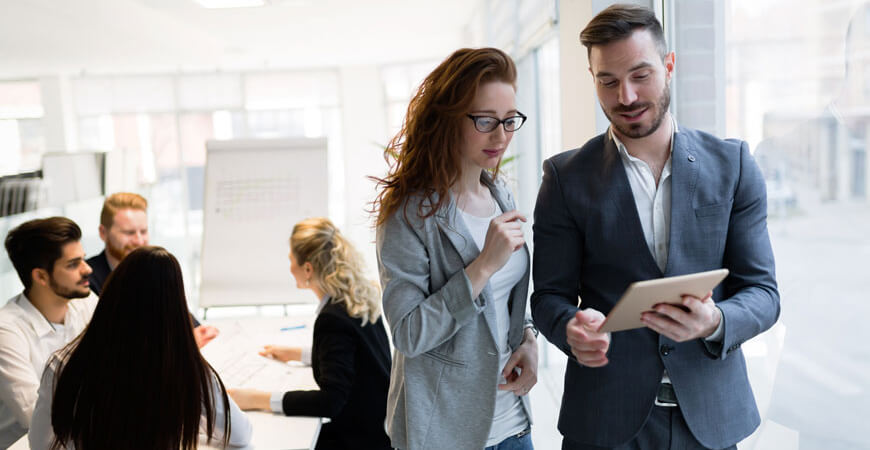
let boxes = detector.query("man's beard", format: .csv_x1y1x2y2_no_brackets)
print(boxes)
49,276,90,299
606,83,671,139
106,239,135,263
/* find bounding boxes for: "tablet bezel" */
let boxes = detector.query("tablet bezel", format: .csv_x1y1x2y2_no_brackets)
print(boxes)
597,268,730,333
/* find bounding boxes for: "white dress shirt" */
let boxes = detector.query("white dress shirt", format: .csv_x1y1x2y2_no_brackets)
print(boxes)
0,292,98,448
29,352,253,449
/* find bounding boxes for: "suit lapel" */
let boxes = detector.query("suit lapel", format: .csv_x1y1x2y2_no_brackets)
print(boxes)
664,130,699,275
434,193,478,265
434,182,501,348
603,134,663,276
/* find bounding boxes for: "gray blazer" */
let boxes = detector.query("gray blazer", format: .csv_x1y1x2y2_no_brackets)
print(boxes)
376,175,533,450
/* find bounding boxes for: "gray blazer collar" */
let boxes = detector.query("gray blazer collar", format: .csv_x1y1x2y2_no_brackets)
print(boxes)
433,173,511,267
433,173,513,348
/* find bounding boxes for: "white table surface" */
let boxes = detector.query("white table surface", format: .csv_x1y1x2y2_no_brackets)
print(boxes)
201,315,322,450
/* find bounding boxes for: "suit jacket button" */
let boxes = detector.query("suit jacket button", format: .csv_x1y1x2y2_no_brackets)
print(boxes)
660,345,673,356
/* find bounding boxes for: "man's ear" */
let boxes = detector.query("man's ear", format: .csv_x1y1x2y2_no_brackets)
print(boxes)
98,224,107,243
31,267,50,288
664,52,676,81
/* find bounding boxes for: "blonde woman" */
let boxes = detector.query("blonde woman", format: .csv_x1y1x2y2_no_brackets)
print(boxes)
229,218,392,450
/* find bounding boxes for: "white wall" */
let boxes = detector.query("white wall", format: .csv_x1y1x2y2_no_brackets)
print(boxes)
337,66,388,276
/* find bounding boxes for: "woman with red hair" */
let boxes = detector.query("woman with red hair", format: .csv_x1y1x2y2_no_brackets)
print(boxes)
373,47,538,450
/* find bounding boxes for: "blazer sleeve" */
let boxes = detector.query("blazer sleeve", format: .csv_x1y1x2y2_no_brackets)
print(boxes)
376,209,481,357
280,313,356,418
714,141,781,359
530,158,585,358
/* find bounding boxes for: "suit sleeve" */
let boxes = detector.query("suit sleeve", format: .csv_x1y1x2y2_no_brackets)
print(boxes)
376,210,481,358
714,141,781,359
531,158,584,358
280,313,356,418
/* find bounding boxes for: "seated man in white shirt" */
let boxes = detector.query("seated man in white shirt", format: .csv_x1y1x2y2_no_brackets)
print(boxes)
0,217,98,448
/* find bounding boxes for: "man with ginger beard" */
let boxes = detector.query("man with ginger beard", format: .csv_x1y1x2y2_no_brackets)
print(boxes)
87,192,219,348
86,192,149,295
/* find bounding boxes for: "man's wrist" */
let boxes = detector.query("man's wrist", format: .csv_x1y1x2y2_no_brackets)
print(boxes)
704,306,725,342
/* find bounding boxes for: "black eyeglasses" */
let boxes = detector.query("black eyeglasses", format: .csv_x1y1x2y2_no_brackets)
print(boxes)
466,112,527,133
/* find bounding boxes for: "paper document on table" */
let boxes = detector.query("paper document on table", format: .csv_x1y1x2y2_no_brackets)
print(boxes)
201,321,309,392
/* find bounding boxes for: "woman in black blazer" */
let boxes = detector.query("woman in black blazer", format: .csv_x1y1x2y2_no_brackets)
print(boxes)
229,217,392,450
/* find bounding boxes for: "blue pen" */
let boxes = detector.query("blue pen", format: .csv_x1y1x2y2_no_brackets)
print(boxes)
280,324,306,331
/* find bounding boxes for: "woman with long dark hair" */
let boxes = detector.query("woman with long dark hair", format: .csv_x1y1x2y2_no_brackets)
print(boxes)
228,217,391,450
29,246,252,450
372,47,538,449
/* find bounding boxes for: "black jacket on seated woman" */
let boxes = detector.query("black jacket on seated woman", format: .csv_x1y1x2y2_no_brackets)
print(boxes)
282,299,391,449
229,217,391,450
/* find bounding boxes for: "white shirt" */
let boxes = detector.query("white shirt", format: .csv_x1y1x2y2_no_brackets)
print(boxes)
0,292,98,448
28,354,253,449
458,202,530,446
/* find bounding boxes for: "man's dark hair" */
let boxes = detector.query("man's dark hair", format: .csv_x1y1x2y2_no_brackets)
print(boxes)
4,217,82,292
580,4,668,59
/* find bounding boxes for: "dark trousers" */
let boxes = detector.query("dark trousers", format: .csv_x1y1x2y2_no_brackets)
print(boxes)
561,406,738,450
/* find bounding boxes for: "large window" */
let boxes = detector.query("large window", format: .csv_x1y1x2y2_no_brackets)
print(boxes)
69,70,342,306
0,81,45,176
720,1,870,448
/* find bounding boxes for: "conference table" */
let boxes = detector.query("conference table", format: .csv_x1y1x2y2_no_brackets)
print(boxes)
10,313,322,450
200,314,322,450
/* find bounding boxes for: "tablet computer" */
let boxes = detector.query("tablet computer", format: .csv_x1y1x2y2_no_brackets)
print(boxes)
598,268,730,333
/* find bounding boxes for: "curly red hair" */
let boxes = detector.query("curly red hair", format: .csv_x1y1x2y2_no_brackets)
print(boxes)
371,47,517,225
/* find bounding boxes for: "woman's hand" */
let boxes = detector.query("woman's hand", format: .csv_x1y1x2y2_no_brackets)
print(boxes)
465,210,526,298
259,345,302,363
497,327,538,397
227,388,272,411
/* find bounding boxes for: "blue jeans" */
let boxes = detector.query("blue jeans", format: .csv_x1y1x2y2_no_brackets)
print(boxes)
485,429,534,450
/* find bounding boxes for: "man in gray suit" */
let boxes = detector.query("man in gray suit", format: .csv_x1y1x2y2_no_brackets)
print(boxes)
531,4,779,449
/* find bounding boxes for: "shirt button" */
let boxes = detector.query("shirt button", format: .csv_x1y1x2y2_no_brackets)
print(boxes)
660,345,673,356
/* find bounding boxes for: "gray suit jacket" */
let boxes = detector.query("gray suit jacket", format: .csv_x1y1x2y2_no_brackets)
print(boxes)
376,175,533,450
531,127,780,449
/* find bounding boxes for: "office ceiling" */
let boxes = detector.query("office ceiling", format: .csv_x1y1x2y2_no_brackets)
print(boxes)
0,0,481,77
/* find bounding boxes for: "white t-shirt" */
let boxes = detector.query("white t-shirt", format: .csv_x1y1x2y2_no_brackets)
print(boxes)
458,202,530,446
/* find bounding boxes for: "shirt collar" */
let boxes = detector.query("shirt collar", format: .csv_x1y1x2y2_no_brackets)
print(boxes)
609,114,678,164
13,292,57,338
314,294,330,316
